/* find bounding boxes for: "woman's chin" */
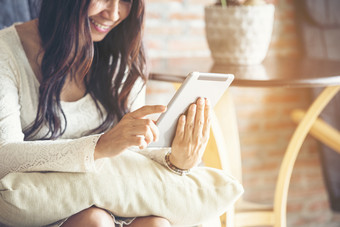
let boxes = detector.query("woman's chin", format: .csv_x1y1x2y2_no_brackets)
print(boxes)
91,34,106,42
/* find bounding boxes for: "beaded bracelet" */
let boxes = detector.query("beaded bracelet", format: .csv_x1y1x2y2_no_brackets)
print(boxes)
164,151,191,176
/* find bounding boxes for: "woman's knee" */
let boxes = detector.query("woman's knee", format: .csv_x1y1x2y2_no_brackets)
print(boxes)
148,216,171,227
129,216,171,227
61,207,114,227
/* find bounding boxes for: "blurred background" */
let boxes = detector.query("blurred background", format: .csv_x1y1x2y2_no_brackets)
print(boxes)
144,0,340,226
0,0,339,226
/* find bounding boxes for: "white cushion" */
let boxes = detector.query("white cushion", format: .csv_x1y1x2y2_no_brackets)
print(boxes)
0,150,243,226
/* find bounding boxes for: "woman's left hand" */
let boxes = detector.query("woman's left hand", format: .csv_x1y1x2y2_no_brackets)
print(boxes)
169,98,211,170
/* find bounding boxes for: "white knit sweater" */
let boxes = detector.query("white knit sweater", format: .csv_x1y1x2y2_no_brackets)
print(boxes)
0,25,168,179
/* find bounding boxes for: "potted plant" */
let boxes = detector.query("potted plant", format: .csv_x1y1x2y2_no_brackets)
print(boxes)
204,0,275,65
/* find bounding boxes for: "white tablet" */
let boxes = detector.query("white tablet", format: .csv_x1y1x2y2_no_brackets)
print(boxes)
149,72,234,147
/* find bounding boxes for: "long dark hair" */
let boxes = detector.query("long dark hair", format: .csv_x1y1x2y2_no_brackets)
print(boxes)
24,0,147,140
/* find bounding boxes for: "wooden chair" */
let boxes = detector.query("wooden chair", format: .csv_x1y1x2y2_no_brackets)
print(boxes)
201,86,340,227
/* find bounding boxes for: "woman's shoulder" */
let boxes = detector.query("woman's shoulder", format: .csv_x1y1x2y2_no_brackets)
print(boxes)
0,24,21,60
0,24,19,44
0,23,16,35
0,25,24,84
0,21,40,88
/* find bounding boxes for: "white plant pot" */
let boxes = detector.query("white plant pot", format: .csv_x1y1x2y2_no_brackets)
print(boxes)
204,4,275,65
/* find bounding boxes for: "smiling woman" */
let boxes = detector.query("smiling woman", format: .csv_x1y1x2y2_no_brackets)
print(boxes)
0,0,242,226
88,0,132,41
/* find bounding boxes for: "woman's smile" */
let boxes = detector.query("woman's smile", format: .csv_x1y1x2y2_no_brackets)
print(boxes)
89,18,112,33
88,0,132,41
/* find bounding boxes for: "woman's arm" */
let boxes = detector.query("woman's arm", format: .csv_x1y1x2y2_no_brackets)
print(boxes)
0,47,102,179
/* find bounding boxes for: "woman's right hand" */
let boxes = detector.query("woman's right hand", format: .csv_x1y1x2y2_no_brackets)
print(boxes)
169,98,211,170
94,105,166,159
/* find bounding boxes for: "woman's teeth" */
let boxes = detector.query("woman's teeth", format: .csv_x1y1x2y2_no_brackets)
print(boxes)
90,18,110,30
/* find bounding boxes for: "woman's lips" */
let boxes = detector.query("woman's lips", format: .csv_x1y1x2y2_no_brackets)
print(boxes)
90,18,111,33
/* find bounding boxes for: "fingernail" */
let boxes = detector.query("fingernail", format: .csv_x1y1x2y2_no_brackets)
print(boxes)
191,104,197,110
205,98,210,105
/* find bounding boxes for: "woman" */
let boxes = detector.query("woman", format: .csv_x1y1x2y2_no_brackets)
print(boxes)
0,0,211,226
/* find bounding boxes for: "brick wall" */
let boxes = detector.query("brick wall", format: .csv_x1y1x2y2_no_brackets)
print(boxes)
144,0,340,226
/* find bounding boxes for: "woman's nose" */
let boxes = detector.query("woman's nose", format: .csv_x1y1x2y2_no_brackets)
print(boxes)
102,0,120,22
